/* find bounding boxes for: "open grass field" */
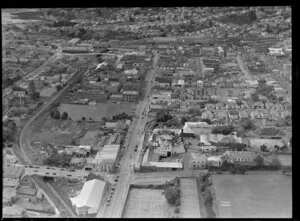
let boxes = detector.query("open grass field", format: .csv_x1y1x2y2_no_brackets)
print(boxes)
59,103,134,121
123,188,170,218
212,173,292,218
180,178,202,218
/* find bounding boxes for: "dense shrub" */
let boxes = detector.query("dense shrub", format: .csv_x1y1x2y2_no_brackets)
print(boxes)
212,125,235,135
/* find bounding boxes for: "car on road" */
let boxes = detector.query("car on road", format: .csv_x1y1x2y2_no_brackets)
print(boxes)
69,169,76,172
45,172,49,175
67,174,72,177
106,202,110,206
29,165,33,168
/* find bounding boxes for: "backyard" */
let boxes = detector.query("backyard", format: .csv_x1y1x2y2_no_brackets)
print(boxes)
212,173,292,218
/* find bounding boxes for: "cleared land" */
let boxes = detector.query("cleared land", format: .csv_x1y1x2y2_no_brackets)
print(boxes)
180,178,201,218
212,173,292,218
59,103,134,121
123,188,170,218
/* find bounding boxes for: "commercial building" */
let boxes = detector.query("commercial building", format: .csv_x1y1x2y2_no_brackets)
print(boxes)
182,122,213,138
71,179,108,216
92,144,120,172
189,153,207,170
122,90,139,102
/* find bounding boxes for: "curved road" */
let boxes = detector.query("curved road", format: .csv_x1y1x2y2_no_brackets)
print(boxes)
16,66,90,217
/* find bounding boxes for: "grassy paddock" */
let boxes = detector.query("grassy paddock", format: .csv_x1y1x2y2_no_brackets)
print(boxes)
212,173,292,218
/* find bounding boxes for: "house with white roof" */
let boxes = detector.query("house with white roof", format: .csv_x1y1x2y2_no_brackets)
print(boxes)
71,179,108,216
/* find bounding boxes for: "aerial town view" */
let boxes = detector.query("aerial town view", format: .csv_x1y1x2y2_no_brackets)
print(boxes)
2,7,292,218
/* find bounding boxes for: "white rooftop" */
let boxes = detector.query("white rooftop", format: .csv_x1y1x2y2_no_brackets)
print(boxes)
71,179,106,210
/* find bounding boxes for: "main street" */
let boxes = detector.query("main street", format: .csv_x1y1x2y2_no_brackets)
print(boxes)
96,50,159,218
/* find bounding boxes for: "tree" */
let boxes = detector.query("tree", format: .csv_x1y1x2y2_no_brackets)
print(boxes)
270,157,281,170
249,10,257,21
163,186,180,205
56,85,62,91
61,112,68,120
203,187,213,205
29,80,36,94
51,110,60,119
82,117,86,121
260,144,267,152
240,118,256,130
156,109,172,123
251,93,259,102
180,116,188,126
31,92,40,101
254,155,265,167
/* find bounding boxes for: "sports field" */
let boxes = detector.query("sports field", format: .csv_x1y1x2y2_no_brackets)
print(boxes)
59,103,134,121
212,173,292,218
123,188,169,218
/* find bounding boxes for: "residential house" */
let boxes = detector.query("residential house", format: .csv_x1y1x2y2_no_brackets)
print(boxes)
270,109,281,120
200,145,217,152
239,110,249,119
254,101,265,109
207,155,223,167
228,110,239,121
224,150,257,163
201,110,214,120
250,110,261,119
265,102,275,110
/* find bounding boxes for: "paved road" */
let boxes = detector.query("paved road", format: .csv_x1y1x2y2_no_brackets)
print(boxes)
97,51,159,218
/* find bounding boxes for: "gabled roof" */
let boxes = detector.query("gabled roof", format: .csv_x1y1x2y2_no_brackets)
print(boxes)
71,179,106,209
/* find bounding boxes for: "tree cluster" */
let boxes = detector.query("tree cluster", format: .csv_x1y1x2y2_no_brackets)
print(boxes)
240,118,256,130
155,109,173,123
43,153,72,167
112,112,131,121
212,125,235,135
50,108,68,120
260,127,282,136
3,120,17,143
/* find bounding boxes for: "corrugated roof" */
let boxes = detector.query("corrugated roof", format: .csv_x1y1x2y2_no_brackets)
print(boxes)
71,179,106,209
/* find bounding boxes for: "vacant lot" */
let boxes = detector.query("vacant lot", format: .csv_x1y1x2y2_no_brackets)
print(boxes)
180,178,201,218
59,103,134,121
212,173,292,218
123,188,170,218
